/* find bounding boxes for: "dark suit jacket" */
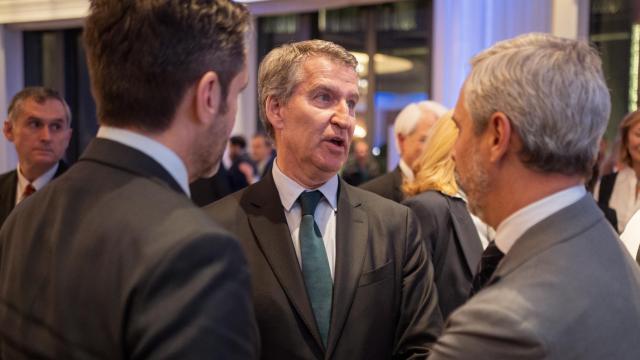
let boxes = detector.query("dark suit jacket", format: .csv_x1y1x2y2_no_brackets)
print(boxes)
429,195,640,359
205,172,443,359
0,138,258,359
360,166,404,203
0,161,67,227
403,191,483,320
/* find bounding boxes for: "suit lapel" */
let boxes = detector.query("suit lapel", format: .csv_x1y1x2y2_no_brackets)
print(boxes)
326,181,368,357
242,173,325,349
392,166,404,202
79,138,184,195
0,171,17,223
447,197,483,275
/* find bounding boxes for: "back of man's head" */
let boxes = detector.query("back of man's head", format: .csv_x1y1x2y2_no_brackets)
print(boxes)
464,33,610,176
83,0,249,133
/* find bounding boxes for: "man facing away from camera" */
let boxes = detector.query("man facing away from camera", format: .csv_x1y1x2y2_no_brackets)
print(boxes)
428,33,640,360
0,1,258,359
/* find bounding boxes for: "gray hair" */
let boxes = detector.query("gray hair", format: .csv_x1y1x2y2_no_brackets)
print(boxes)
393,100,448,154
258,40,358,139
8,86,72,125
464,33,610,176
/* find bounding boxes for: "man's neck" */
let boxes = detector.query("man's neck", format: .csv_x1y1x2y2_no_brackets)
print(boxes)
19,162,55,182
274,157,331,189
485,171,583,229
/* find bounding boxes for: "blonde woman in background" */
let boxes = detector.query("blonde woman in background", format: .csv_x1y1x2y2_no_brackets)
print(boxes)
402,112,489,320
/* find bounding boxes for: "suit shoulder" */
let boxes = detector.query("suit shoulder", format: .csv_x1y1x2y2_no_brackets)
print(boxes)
0,169,16,183
403,191,448,210
360,171,395,193
204,186,250,226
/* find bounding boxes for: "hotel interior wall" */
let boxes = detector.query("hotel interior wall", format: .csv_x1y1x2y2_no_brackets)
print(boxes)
0,0,587,173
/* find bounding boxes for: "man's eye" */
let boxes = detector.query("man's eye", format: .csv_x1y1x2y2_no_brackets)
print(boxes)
51,124,62,131
347,100,356,110
28,121,42,129
316,93,331,102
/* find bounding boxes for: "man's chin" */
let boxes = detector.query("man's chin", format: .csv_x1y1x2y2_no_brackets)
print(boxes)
200,161,221,179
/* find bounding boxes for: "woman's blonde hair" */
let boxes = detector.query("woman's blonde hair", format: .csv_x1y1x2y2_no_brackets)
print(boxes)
619,110,640,167
403,111,458,197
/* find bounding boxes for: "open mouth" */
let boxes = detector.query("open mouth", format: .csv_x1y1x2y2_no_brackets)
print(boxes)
327,137,345,147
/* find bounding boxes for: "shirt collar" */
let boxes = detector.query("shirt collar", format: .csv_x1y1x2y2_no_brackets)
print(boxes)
495,185,586,254
398,159,414,182
17,162,59,191
271,157,339,212
96,126,190,197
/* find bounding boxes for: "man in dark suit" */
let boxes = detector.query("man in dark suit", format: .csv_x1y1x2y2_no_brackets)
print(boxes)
429,33,640,359
361,100,447,202
0,87,72,226
206,39,442,359
250,133,275,180
0,1,258,359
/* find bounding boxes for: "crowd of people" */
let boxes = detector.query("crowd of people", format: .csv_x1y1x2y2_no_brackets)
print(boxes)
1,0,640,359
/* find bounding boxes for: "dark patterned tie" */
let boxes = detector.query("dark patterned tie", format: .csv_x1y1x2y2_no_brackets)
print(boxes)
469,241,504,297
298,190,333,346
22,183,36,200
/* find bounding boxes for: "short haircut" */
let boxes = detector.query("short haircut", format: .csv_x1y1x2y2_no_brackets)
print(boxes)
463,33,611,177
8,86,71,125
258,40,358,138
393,100,448,154
619,110,640,167
83,0,249,133
403,112,458,197
252,133,273,147
230,135,247,149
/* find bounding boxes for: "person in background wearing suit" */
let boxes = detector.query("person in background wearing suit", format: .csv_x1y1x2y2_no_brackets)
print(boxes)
0,1,258,359
402,112,486,320
250,132,275,181
0,87,72,226
206,39,442,359
361,100,447,202
341,139,381,186
428,33,640,360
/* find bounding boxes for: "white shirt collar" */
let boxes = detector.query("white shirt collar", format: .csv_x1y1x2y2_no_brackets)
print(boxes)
271,157,339,212
96,126,190,197
16,162,59,204
398,159,414,182
495,185,586,254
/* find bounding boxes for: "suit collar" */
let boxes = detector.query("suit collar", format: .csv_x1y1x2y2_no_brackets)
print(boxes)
326,179,368,357
447,196,483,275
492,194,602,283
79,138,185,195
96,126,190,196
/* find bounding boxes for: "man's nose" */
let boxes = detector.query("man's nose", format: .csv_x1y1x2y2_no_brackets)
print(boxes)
39,126,52,141
331,101,353,129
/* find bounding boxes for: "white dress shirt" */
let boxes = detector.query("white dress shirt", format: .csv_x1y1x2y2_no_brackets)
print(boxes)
15,162,59,205
97,126,190,197
398,159,414,183
272,159,337,280
495,186,586,254
620,210,640,258
594,167,640,232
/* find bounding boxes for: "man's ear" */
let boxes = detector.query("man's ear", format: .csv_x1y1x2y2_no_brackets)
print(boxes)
195,71,222,125
487,112,512,163
265,95,285,131
3,120,14,142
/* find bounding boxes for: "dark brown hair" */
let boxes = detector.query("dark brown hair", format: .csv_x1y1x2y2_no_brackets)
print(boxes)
83,0,249,132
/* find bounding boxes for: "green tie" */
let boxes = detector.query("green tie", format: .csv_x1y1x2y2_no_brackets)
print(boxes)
298,190,333,346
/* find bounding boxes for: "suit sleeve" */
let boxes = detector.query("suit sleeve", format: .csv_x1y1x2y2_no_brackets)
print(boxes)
125,233,259,360
393,209,444,359
427,294,546,359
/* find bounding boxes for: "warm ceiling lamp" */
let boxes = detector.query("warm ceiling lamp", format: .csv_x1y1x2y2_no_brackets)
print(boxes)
350,51,413,76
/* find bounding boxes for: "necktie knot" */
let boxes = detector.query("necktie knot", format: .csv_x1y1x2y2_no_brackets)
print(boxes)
469,240,504,296
23,183,36,198
299,190,323,216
